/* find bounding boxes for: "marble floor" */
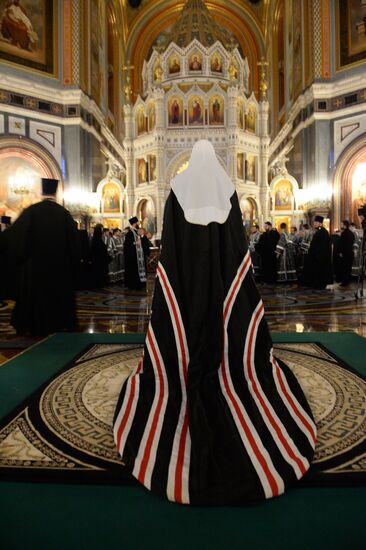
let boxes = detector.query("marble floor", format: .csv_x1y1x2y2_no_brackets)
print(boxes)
0,276,365,363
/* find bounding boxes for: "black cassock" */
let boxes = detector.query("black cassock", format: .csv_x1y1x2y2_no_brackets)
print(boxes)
7,200,78,336
114,192,316,505
255,229,279,283
124,228,146,290
90,237,110,288
336,228,355,285
302,227,333,289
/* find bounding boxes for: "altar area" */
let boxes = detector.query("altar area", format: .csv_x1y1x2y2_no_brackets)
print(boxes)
123,0,270,240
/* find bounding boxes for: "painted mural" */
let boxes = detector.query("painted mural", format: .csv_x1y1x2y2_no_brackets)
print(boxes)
90,0,105,108
246,155,256,182
148,103,156,131
102,182,121,213
209,96,224,125
338,0,366,68
137,158,147,184
210,53,222,72
0,0,56,75
292,0,302,100
188,51,202,71
136,108,146,135
237,153,244,179
188,96,203,125
168,55,181,74
237,100,244,129
168,97,183,125
149,155,157,181
245,105,256,133
274,180,293,210
0,155,43,216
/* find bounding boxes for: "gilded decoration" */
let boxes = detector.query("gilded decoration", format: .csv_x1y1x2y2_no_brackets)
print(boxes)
129,1,262,99
128,0,262,236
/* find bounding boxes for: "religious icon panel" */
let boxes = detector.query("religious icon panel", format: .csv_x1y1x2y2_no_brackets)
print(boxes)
188,51,202,71
209,96,224,125
102,182,121,213
148,103,156,131
237,153,244,180
210,53,222,72
240,197,256,230
188,96,204,125
274,180,293,210
246,105,256,133
137,159,147,184
168,55,181,74
237,101,244,129
139,198,156,235
136,108,146,135
168,96,183,126
246,155,256,182
149,155,157,182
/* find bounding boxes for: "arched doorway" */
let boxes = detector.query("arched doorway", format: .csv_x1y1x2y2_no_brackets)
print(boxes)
334,136,366,229
0,137,62,220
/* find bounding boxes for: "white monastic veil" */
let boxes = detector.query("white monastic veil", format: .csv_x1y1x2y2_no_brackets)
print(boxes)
171,139,235,225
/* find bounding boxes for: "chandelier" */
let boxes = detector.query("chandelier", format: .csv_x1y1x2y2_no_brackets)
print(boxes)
9,175,32,195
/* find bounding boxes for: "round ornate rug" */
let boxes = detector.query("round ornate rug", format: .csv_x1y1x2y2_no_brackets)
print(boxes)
0,342,365,485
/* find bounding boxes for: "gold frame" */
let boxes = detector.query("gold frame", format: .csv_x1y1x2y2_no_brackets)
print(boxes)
0,0,58,79
335,0,366,72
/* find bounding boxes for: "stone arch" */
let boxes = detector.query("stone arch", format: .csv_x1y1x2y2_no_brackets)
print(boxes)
333,133,366,229
0,136,63,218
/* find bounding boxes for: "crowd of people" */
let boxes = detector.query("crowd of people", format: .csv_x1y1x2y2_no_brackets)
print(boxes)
87,220,152,290
0,178,153,336
248,216,364,289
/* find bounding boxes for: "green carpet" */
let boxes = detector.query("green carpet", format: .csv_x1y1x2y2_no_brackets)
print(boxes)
0,332,365,550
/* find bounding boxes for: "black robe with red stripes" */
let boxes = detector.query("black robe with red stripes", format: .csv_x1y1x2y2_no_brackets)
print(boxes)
114,191,316,505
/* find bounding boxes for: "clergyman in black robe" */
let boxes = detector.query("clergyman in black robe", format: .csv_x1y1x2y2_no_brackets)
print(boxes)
7,179,78,336
335,220,355,286
255,222,280,284
302,215,333,289
114,140,316,506
90,224,110,288
123,217,147,290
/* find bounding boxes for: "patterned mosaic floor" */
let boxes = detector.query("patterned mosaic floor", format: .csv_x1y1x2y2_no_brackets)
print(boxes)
0,342,364,484
0,277,366,364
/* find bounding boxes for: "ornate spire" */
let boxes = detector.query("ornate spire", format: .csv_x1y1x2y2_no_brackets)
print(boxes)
163,0,236,50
